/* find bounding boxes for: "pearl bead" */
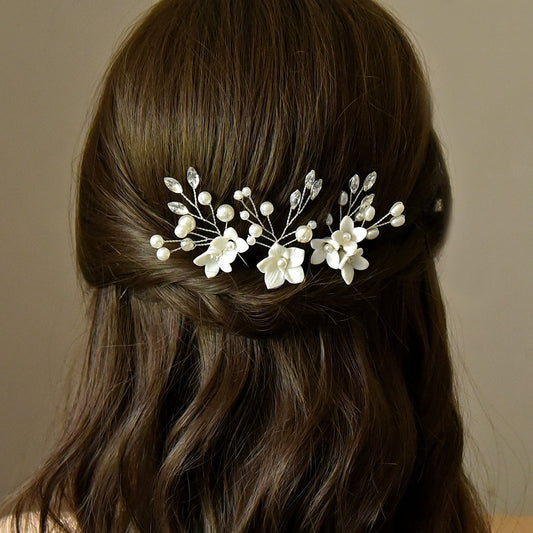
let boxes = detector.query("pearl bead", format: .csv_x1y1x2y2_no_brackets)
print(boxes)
364,206,375,221
156,247,170,261
240,210,250,220
343,232,351,241
216,204,235,222
338,191,348,206
180,238,195,251
277,257,288,269
390,201,404,217
325,244,333,253
260,201,274,216
390,215,405,227
366,227,379,240
198,191,212,205
209,252,220,261
179,214,196,231
242,186,252,197
226,241,236,250
246,236,256,245
307,220,317,229
233,190,243,200
295,225,313,243
249,224,263,237
150,234,164,249
174,225,189,238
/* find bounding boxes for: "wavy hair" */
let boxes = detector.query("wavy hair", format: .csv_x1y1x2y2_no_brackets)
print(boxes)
4,0,490,531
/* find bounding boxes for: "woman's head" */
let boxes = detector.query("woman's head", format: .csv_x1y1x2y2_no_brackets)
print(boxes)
6,1,489,531
76,0,450,336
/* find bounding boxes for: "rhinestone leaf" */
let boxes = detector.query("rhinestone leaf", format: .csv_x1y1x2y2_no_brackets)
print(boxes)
167,201,189,215
349,174,360,193
363,171,377,191
186,167,200,189
360,193,375,208
310,178,323,199
290,189,301,209
164,177,183,194
304,170,316,189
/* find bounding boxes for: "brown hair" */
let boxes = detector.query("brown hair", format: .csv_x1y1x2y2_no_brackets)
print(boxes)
3,0,490,531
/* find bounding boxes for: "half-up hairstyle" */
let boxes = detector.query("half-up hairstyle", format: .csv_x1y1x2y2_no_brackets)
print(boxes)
4,0,490,531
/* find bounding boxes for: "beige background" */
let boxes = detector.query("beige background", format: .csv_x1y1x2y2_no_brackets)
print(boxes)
1,0,531,515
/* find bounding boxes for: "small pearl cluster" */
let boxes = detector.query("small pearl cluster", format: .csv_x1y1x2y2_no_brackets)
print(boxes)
306,171,406,286
231,170,322,249
322,171,406,242
150,167,241,261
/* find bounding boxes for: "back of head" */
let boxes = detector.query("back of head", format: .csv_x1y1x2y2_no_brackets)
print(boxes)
77,0,450,337
6,0,489,531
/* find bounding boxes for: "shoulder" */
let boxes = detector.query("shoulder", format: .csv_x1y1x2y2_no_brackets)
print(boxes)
492,515,533,533
0,512,78,533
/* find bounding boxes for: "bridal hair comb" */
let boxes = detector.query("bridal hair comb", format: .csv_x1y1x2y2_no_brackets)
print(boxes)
150,167,406,289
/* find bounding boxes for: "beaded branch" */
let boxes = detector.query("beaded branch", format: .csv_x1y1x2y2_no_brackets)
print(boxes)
150,167,406,289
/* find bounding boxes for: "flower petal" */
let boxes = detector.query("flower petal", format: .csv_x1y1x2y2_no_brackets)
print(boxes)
341,264,354,285
351,254,369,271
331,230,344,245
287,246,305,267
310,248,326,265
310,238,326,250
338,250,350,269
342,241,358,255
264,267,286,289
268,242,286,258
210,236,229,252
339,215,354,233
285,266,305,284
257,255,276,274
222,249,238,263
218,257,233,273
193,251,212,267
353,227,367,242
235,237,249,253
204,262,220,278
223,227,239,241
329,239,340,250
326,250,340,269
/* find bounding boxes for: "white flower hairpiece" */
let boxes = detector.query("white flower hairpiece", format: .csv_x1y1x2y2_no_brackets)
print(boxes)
150,167,405,289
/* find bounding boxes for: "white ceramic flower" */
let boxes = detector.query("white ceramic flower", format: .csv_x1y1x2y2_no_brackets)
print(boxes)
193,227,249,278
256,242,305,289
338,248,369,284
331,215,367,255
310,238,341,268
